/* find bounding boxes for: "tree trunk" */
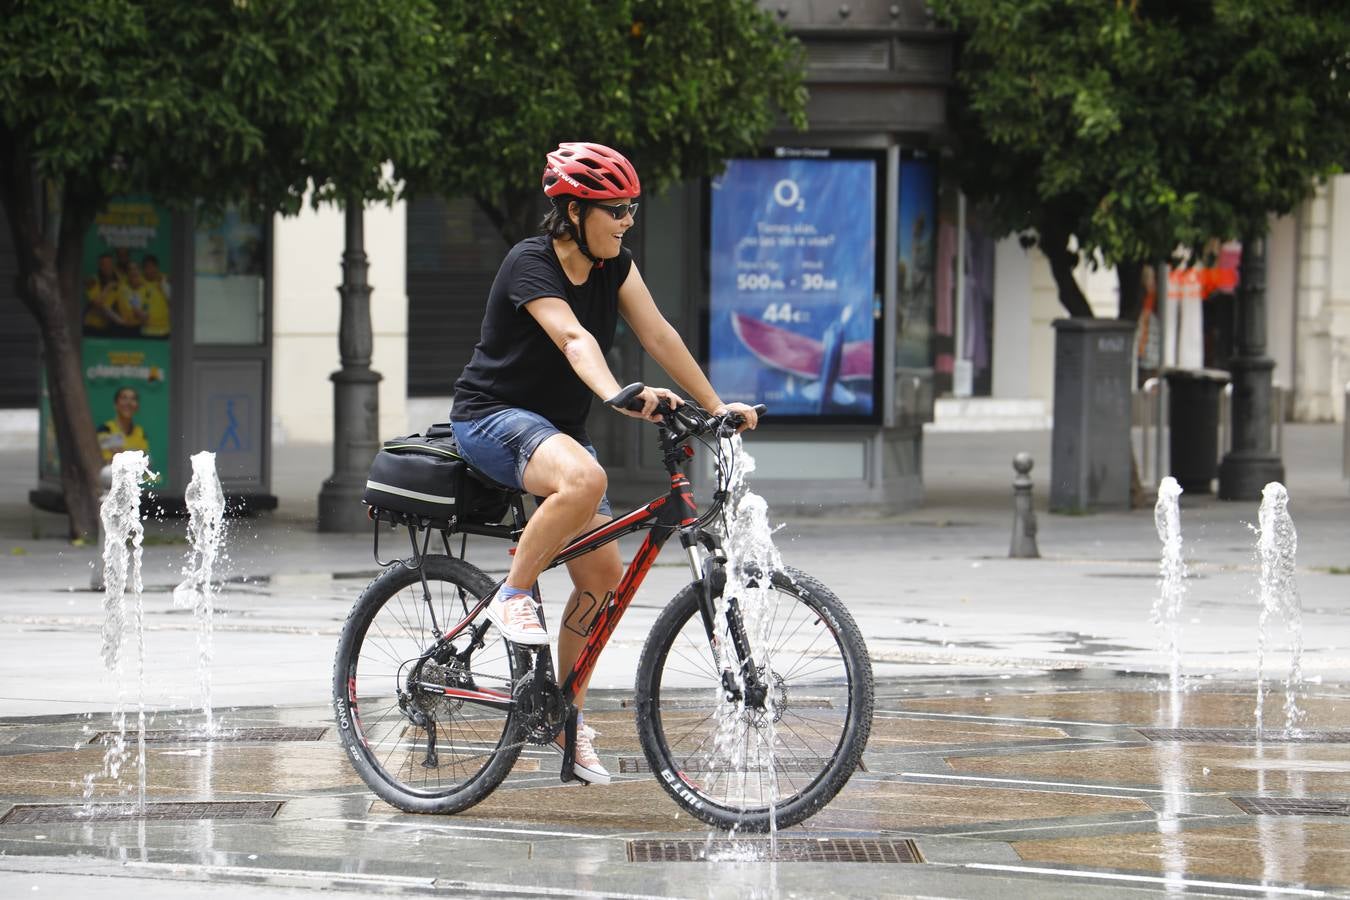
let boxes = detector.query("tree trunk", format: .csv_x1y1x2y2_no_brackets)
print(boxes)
0,148,104,538
1038,220,1094,318
1116,259,1146,322
1117,258,1152,506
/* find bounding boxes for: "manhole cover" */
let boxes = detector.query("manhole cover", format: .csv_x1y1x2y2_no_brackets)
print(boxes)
1,801,282,825
618,756,832,774
1231,797,1350,817
628,837,921,863
1138,728,1350,744
87,726,327,745
621,697,835,710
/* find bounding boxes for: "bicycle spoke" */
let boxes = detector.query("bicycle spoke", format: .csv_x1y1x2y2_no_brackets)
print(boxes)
338,559,525,810
647,572,863,821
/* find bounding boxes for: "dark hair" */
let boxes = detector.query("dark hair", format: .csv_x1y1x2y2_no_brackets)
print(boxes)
540,196,584,240
142,254,159,266
114,385,138,403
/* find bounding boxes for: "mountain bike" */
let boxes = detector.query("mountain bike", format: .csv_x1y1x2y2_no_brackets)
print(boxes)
333,384,873,830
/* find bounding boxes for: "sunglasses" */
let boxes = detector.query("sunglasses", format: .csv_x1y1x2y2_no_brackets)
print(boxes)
592,200,639,220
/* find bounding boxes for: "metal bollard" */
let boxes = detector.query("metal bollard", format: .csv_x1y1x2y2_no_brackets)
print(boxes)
1010,452,1040,559
90,465,112,591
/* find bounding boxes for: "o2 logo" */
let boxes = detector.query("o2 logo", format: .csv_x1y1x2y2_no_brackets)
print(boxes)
773,179,805,212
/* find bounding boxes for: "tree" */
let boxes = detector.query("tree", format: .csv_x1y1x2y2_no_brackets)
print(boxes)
1,0,445,538
931,0,1350,319
404,0,808,245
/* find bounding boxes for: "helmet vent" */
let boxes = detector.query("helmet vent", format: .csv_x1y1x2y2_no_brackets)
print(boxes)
572,171,605,192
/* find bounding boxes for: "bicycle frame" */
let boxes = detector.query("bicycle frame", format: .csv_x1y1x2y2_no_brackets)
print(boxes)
416,438,725,714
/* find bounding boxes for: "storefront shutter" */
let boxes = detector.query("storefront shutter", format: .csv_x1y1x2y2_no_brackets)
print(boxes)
406,196,508,397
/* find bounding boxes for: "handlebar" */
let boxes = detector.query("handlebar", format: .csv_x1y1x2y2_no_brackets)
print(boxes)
605,382,766,440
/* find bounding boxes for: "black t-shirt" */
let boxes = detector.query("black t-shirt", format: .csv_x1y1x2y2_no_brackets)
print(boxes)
451,235,633,442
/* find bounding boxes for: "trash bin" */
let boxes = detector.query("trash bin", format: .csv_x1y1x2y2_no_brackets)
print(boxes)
1050,319,1134,511
1164,368,1230,493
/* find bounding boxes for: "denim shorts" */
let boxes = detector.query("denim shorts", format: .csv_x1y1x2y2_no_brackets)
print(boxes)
452,407,612,518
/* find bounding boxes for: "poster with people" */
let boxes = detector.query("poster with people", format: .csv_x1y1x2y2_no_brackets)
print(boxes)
81,197,173,341
708,153,879,419
80,197,173,480
82,342,171,477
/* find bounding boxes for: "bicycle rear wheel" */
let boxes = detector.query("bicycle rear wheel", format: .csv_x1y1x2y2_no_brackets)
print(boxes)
634,566,872,831
333,555,528,814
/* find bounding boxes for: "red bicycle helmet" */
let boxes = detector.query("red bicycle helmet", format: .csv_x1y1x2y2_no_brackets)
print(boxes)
542,142,641,200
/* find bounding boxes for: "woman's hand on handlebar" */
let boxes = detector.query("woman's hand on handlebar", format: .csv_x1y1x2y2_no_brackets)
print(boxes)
713,401,759,433
615,385,683,423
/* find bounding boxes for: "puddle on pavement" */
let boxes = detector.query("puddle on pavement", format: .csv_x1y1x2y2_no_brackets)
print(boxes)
900,689,1348,729
1015,820,1350,885
1,677,1348,894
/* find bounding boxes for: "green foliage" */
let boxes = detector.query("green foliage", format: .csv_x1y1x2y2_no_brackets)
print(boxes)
0,0,446,217
931,0,1350,283
405,0,807,242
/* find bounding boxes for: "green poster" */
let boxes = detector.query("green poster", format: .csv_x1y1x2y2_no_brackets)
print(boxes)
38,195,175,488
83,338,171,482
82,196,173,483
81,196,174,341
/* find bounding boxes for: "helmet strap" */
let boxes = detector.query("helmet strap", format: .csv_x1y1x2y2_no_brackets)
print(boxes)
564,199,604,269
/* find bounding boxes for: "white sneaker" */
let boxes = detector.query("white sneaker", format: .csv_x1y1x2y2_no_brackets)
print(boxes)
556,723,611,785
484,589,549,645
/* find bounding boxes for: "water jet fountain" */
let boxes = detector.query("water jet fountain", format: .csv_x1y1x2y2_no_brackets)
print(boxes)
1255,482,1305,737
173,451,227,735
1152,477,1187,726
87,450,153,809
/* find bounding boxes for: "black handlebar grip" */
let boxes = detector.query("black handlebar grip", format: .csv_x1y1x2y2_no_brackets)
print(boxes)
606,382,646,412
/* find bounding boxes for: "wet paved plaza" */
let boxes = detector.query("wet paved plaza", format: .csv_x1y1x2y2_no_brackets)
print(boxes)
1,671,1347,898
3,426,1348,895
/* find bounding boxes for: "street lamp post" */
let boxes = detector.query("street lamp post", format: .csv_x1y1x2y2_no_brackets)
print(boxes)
318,199,382,531
1218,232,1285,500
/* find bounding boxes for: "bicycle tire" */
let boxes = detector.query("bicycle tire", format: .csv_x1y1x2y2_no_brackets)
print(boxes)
634,566,873,830
333,554,529,814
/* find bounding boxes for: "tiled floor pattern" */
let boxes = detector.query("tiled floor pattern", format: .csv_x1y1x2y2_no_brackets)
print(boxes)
0,677,1346,895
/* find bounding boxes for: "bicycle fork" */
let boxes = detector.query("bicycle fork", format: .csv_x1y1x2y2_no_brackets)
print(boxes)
683,530,769,710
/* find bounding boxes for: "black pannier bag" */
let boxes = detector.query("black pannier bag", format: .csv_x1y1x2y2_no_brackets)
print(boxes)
363,424,514,527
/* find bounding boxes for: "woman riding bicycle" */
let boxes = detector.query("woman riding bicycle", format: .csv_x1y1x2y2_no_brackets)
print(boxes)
450,141,759,785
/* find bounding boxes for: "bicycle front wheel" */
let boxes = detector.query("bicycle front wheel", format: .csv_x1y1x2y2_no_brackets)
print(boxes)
634,566,873,830
333,555,529,814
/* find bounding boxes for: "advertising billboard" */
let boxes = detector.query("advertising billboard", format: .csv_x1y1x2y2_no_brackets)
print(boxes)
40,196,174,486
708,152,880,421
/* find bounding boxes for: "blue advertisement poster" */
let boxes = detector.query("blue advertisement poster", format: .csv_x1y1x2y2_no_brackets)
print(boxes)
709,156,878,418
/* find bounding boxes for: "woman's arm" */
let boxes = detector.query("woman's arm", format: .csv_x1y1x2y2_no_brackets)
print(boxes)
524,295,663,421
618,265,723,409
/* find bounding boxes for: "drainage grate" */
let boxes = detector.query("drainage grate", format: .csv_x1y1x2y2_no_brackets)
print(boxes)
2,800,282,825
88,726,327,745
1231,797,1350,817
618,756,831,774
1138,728,1350,744
628,837,921,863
621,697,835,710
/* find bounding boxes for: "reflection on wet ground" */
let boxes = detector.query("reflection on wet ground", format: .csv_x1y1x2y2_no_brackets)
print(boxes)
1,670,1347,897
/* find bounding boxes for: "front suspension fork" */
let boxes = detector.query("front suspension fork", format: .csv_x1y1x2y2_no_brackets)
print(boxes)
683,529,767,709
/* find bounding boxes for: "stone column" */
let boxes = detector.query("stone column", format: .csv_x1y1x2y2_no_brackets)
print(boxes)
1218,233,1285,500
318,199,382,531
